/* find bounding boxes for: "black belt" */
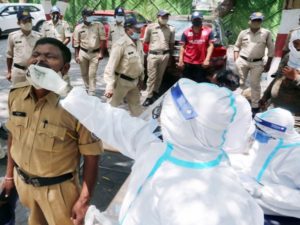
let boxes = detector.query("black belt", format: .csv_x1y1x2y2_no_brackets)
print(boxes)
13,63,26,70
115,72,136,81
80,47,100,53
15,164,73,187
240,55,262,62
149,50,170,55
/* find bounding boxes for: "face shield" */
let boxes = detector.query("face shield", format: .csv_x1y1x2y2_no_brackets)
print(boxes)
253,108,298,143
160,79,241,153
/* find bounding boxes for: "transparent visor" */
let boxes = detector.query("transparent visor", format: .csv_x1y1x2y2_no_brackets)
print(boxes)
253,117,287,143
253,125,274,143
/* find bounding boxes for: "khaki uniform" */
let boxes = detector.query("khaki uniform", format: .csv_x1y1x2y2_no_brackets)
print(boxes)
6,84,102,225
73,22,106,95
104,35,144,116
234,28,274,108
144,23,175,98
108,22,125,53
6,30,42,85
40,19,71,43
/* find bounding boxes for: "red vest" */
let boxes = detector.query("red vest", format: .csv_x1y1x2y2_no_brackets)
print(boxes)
182,26,213,65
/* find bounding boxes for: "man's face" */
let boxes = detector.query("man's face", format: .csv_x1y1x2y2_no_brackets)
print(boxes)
51,12,60,21
293,39,300,51
28,44,69,75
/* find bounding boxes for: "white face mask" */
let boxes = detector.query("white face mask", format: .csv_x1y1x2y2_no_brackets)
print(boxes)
288,41,300,69
115,16,125,23
26,64,63,90
158,17,168,25
20,22,32,31
85,17,93,24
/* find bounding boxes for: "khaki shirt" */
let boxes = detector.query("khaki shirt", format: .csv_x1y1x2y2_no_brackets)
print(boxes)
108,23,125,50
144,23,175,51
73,22,106,50
41,19,72,42
104,35,144,90
6,30,42,66
6,85,103,177
234,28,275,59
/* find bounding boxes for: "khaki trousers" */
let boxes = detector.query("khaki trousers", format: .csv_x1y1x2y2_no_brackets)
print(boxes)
11,67,27,86
235,57,264,108
146,53,170,98
79,50,99,95
108,77,142,117
14,169,80,225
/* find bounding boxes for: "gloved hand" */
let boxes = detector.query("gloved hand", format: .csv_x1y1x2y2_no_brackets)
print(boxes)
85,205,117,225
26,65,71,97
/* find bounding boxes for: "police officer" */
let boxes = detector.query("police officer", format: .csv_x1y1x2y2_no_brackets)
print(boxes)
3,37,102,225
73,9,106,96
6,9,42,85
234,12,274,116
142,9,175,107
104,18,144,116
41,5,72,45
108,7,126,53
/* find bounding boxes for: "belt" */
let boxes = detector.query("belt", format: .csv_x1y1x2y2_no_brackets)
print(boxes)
15,164,73,187
115,72,136,81
13,63,26,70
240,55,262,62
80,47,100,53
149,50,170,55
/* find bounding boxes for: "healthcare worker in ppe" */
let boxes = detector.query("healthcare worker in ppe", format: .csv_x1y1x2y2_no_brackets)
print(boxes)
25,65,264,225
238,108,300,225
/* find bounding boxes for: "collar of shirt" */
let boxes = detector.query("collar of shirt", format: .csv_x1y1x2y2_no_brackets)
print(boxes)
50,20,63,27
19,30,34,38
246,28,262,34
125,34,138,46
23,86,60,106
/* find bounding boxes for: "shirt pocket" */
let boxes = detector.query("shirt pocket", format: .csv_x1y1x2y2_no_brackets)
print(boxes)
10,116,28,141
151,31,160,42
35,122,67,152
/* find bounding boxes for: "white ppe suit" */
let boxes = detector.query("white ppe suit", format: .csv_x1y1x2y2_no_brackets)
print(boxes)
60,79,263,225
24,67,264,225
237,108,300,219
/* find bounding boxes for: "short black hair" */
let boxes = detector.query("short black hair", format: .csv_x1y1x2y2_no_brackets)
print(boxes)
216,69,240,91
33,37,71,64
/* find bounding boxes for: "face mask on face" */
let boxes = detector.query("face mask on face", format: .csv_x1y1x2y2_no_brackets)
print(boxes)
192,20,202,27
249,21,261,29
26,64,64,90
130,32,140,40
84,17,93,24
20,22,32,32
158,17,168,25
52,14,59,22
115,16,125,23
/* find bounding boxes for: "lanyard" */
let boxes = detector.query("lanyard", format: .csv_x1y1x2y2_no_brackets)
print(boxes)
120,142,226,224
256,140,300,182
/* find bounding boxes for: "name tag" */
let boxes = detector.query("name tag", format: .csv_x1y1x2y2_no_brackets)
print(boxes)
128,52,134,55
15,41,22,44
12,111,26,117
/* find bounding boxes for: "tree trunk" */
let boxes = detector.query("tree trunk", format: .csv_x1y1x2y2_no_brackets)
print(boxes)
217,0,235,17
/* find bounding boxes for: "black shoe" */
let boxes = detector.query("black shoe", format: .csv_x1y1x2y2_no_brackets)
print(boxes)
142,97,154,107
251,107,260,118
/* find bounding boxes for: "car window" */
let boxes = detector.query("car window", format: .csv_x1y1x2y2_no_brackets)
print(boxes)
23,6,40,12
2,6,18,15
78,15,115,25
168,20,191,40
135,13,147,23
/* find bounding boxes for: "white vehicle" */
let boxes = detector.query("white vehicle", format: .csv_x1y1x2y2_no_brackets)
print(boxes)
0,3,46,36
